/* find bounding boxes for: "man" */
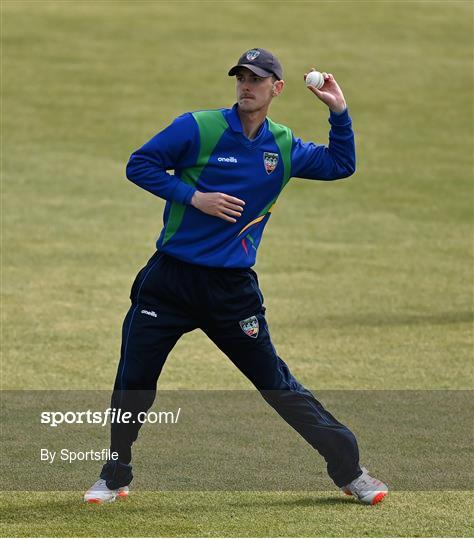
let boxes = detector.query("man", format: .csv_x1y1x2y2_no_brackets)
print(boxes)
85,48,388,505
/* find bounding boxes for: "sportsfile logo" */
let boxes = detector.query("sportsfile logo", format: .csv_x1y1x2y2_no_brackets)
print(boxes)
40,407,181,427
217,156,238,163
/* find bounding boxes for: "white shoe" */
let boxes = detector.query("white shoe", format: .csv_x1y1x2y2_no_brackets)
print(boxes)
84,478,129,504
342,467,388,505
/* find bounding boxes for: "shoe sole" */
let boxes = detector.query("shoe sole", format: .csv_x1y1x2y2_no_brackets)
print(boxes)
371,491,387,505
85,490,129,504
342,489,388,505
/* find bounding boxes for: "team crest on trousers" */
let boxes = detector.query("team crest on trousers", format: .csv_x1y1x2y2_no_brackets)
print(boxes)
263,152,279,174
239,315,259,338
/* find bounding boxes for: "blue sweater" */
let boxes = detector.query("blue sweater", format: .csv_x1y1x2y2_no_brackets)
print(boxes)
126,104,355,268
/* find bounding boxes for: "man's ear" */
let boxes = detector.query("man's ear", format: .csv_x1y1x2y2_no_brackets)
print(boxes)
272,79,285,97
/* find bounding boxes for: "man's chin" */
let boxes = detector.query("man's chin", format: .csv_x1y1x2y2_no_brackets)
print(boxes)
238,100,261,113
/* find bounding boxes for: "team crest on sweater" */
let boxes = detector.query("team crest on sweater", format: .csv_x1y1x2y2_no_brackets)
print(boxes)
239,316,259,338
263,152,279,174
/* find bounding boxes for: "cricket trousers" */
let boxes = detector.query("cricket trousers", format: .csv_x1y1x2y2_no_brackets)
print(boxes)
101,251,362,489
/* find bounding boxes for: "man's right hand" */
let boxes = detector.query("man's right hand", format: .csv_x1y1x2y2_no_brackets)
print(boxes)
191,191,245,223
304,69,347,114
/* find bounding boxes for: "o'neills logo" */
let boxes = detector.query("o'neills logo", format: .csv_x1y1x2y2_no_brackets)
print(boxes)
218,156,238,163
141,309,157,318
246,49,260,61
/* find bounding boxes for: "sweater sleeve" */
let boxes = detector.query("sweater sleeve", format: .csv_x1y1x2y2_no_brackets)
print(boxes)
290,109,356,181
125,113,200,205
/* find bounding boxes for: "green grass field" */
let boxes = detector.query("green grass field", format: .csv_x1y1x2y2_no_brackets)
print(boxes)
2,0,473,537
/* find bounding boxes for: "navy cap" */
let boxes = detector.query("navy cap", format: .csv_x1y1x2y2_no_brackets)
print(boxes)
228,48,283,80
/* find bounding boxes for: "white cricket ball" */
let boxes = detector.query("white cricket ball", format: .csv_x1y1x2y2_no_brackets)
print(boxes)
305,71,324,90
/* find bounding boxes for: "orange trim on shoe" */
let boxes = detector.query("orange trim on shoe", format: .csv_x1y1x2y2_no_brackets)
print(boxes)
371,492,388,505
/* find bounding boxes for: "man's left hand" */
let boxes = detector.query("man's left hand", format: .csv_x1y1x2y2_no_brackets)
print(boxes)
304,69,347,114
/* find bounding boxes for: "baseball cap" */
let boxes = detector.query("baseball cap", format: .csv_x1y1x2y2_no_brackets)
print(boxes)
228,48,283,80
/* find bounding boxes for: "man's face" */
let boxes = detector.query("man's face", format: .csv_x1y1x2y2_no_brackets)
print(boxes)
235,68,277,113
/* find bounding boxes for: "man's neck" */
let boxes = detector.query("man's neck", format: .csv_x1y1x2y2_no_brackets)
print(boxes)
237,107,268,140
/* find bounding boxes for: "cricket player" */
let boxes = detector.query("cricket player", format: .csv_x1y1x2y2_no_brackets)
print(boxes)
85,48,388,505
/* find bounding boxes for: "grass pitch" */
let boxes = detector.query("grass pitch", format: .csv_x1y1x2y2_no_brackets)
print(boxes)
1,491,473,538
2,0,473,537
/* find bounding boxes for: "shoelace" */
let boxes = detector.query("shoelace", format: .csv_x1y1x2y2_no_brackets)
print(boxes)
92,479,108,490
352,473,383,491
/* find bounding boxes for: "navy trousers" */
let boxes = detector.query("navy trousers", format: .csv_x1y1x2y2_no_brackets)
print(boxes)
102,251,362,489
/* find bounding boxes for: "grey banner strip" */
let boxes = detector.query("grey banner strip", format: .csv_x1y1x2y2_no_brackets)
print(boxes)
1,390,472,491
